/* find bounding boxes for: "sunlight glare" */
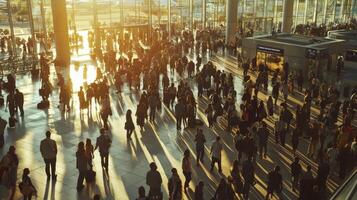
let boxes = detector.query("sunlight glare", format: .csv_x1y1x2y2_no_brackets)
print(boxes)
69,64,97,92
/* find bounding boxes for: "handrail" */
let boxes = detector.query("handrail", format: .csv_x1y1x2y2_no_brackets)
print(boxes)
330,168,357,200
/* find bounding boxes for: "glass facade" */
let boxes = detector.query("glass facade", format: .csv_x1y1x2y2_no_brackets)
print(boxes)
0,0,356,49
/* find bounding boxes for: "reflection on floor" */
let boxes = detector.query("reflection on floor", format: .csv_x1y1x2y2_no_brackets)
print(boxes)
0,52,343,200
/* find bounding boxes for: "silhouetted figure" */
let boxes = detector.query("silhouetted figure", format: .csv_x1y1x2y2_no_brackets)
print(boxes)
168,168,182,200
40,131,57,180
125,109,135,139
266,166,283,200
19,168,37,200
76,142,87,191
146,162,163,200
14,89,24,116
95,128,112,172
194,181,204,200
210,136,223,173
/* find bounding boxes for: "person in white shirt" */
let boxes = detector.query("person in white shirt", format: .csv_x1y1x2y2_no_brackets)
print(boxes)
210,136,223,173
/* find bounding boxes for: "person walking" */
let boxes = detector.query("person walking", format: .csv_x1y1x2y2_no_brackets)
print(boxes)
19,168,37,200
266,166,283,200
194,181,204,200
76,142,87,191
194,128,206,166
168,168,182,200
85,138,94,170
40,131,58,180
0,116,7,147
14,89,24,116
125,109,135,139
6,91,16,118
175,99,185,131
0,146,18,190
78,86,87,111
258,122,269,158
146,162,163,200
272,82,280,105
182,149,192,191
291,128,300,156
148,93,158,122
290,157,302,192
299,165,314,200
231,160,243,196
210,136,223,173
267,96,274,116
242,157,255,199
95,128,112,172
315,158,330,192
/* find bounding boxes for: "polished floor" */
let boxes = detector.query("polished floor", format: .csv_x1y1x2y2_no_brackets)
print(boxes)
0,49,346,200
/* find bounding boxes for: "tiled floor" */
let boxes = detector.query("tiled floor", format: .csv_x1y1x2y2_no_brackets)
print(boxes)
0,51,345,200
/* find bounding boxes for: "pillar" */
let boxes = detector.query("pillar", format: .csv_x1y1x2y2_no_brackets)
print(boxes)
7,0,16,57
51,0,70,68
40,0,48,52
351,0,356,17
168,0,171,38
313,0,318,23
148,0,152,41
340,0,346,22
282,0,294,33
202,0,206,29
27,0,37,56
189,0,193,29
226,0,238,44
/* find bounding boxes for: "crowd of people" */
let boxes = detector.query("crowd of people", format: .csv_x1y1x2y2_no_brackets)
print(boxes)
0,22,356,200
294,18,357,37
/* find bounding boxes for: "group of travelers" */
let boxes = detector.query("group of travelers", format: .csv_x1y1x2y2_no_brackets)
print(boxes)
0,22,356,200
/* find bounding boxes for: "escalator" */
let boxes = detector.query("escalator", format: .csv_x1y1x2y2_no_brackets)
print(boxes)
330,169,357,200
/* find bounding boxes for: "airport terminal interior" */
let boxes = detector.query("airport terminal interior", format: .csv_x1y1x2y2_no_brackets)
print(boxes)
0,0,357,199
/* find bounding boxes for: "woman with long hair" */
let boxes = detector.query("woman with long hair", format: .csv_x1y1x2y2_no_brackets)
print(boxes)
19,168,37,200
85,138,94,170
125,109,135,139
76,142,88,191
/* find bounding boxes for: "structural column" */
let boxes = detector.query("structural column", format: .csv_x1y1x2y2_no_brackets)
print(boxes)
168,0,171,39
189,0,193,29
282,0,294,33
340,0,346,22
40,0,48,53
7,0,16,57
51,0,70,68
27,0,37,56
202,0,206,29
226,0,238,44
148,0,152,41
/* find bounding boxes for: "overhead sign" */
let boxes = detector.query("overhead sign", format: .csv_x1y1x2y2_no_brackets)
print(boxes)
257,45,284,56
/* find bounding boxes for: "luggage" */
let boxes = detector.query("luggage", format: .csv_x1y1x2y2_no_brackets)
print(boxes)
37,101,50,109
9,117,16,128
0,97,4,107
86,170,96,182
